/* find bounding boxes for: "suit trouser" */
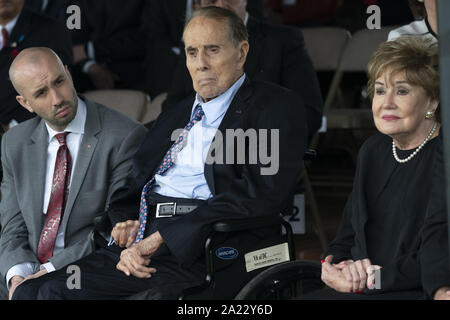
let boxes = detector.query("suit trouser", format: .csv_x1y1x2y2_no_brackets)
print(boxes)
0,278,8,300
12,244,205,300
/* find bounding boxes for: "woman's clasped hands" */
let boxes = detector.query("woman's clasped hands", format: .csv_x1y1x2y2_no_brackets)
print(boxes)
321,255,382,294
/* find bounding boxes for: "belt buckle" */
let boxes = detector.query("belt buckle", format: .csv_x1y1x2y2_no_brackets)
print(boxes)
155,202,177,218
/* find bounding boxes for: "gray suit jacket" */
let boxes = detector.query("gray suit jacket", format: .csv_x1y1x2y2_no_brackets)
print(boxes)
0,98,147,279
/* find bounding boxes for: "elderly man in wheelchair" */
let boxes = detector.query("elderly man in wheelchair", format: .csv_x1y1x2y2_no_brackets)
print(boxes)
11,6,310,300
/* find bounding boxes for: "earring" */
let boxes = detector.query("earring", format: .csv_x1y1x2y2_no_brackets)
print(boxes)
425,110,434,119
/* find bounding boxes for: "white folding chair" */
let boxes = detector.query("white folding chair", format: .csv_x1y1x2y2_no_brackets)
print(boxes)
141,92,167,125
83,89,151,123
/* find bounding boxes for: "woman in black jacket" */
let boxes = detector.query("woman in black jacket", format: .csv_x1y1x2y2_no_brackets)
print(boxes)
306,36,441,299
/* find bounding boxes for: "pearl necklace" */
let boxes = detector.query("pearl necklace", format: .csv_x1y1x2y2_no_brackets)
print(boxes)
392,122,438,163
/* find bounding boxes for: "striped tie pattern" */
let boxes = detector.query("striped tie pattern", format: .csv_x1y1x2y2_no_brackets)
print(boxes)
133,105,204,244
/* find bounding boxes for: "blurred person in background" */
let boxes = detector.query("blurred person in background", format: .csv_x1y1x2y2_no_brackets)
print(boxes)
388,0,437,43
0,0,72,131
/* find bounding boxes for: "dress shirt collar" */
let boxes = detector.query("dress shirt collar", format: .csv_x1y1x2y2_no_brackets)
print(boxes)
193,73,246,126
244,11,249,26
1,12,20,35
45,97,87,142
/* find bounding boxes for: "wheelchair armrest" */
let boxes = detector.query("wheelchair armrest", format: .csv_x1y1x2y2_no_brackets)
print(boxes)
212,215,285,233
235,260,323,300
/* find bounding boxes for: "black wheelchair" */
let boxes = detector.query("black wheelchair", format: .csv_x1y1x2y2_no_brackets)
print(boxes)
178,214,323,300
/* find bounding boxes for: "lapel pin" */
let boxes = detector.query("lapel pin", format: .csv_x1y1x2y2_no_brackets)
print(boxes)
87,144,92,149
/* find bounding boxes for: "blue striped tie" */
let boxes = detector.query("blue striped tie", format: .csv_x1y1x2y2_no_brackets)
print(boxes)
134,105,204,244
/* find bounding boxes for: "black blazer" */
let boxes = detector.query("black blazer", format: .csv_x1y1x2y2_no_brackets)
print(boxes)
420,139,450,299
103,77,308,267
24,0,69,22
0,8,73,125
164,16,323,138
143,0,187,97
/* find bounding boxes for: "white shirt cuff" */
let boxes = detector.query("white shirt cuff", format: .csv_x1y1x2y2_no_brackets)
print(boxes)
6,262,38,290
8,119,19,129
171,46,181,55
40,262,56,273
82,60,96,73
108,235,116,246
87,41,95,60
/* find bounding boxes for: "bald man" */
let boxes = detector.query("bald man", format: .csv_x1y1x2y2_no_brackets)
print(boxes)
0,47,147,300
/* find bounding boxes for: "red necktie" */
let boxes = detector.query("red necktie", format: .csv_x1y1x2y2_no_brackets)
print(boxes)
1,28,8,50
37,132,72,264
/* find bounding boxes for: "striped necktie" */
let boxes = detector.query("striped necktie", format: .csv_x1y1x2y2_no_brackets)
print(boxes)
134,105,204,244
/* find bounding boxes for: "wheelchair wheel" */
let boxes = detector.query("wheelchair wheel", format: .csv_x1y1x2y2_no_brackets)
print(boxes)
234,260,323,300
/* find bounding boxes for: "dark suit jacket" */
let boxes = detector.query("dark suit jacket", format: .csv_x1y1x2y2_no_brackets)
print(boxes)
24,0,69,22
70,0,147,90
164,17,323,138
0,8,73,125
420,139,450,299
102,77,308,268
142,0,187,97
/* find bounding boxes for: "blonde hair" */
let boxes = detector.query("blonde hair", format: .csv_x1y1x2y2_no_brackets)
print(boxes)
367,36,439,102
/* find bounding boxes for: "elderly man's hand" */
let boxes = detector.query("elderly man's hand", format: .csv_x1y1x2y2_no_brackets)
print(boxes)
112,220,140,248
116,231,164,278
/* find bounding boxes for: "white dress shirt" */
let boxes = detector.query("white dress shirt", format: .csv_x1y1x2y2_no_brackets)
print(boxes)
152,74,246,200
0,13,19,49
6,99,87,288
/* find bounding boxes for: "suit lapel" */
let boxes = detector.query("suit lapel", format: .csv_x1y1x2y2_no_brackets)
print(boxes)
204,77,254,195
60,99,101,230
27,120,48,248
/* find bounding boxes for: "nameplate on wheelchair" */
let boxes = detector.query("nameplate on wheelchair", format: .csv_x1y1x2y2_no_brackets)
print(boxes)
244,242,290,272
